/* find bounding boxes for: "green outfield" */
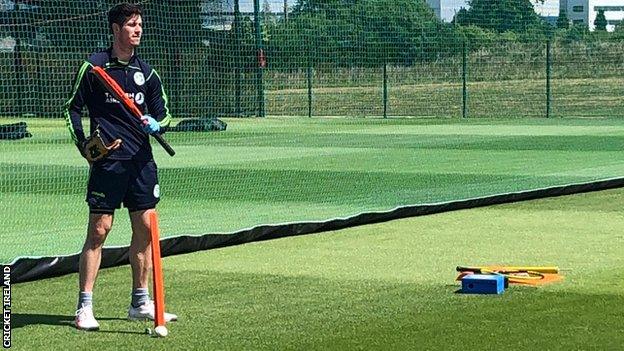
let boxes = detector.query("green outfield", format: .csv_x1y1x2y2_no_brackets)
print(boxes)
9,188,624,350
2,117,624,263
267,77,624,118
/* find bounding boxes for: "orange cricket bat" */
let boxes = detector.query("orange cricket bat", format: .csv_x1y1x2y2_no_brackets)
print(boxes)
91,66,175,156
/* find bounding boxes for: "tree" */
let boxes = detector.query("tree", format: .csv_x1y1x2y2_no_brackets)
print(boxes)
456,0,546,34
556,8,569,29
453,8,470,27
262,0,277,41
594,10,607,31
278,0,442,67
455,25,497,46
155,0,204,46
563,22,589,43
611,21,624,39
33,0,108,50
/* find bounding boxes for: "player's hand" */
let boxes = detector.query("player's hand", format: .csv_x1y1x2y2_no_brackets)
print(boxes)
80,131,122,162
141,114,160,134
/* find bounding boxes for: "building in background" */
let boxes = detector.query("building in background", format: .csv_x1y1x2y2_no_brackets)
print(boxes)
425,0,623,31
425,0,469,22
201,0,295,30
563,0,624,31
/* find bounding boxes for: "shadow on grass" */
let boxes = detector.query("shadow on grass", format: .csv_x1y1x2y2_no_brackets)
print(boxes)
12,313,124,329
94,329,146,335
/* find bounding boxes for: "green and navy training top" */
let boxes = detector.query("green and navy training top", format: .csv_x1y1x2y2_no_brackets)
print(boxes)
64,48,172,161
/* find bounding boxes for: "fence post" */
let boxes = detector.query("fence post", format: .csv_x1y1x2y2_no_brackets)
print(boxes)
546,39,552,118
253,0,265,117
283,0,288,24
13,6,24,116
462,40,468,119
383,55,388,119
234,0,242,117
307,45,312,118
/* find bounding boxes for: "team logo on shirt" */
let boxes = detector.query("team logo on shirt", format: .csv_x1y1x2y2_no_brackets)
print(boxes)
134,72,145,86
105,92,140,105
135,92,145,105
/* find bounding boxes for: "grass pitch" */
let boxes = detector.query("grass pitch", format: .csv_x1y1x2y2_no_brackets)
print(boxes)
10,187,624,350
2,117,624,263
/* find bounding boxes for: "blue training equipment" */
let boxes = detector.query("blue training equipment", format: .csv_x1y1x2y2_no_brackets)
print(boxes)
461,274,505,294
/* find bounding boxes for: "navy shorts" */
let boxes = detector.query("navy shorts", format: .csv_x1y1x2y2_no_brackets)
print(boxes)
86,160,160,214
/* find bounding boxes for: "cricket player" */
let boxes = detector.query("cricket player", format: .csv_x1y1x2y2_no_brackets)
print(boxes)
64,3,177,331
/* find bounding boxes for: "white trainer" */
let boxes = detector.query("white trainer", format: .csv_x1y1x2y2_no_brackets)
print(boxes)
127,300,178,322
75,305,100,331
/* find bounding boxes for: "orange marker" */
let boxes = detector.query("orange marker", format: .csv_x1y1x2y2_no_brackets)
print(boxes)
149,211,166,331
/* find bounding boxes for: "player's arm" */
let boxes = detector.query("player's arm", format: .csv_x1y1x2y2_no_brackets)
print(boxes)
65,62,122,162
143,68,172,133
64,61,93,152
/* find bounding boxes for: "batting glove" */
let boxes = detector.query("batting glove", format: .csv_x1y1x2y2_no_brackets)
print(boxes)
141,115,160,134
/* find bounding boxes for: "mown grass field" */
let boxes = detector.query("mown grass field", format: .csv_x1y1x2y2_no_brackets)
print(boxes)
267,78,624,118
9,188,624,350
2,116,624,263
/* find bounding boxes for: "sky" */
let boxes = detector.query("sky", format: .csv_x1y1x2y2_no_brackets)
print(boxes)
238,0,297,13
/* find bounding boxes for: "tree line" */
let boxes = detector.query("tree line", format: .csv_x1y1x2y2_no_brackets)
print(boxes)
4,0,624,70
261,0,624,69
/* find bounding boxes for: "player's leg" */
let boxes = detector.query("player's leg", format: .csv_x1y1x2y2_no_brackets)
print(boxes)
75,213,114,331
127,209,177,322
79,213,114,291
75,160,127,331
125,160,177,322
129,208,152,300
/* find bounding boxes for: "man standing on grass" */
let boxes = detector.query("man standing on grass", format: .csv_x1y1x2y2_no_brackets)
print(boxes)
64,3,176,331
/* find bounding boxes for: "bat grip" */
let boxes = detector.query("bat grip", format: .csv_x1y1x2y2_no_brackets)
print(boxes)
140,116,175,157
153,132,176,156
